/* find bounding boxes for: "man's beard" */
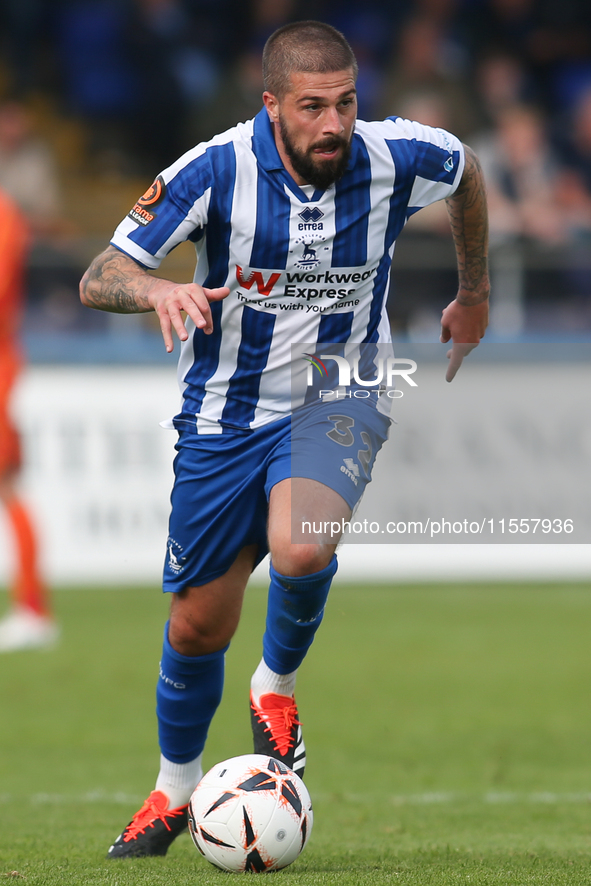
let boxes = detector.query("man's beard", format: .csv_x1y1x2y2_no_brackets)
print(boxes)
278,113,353,190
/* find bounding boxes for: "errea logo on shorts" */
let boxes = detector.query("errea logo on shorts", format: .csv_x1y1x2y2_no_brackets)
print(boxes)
341,458,360,485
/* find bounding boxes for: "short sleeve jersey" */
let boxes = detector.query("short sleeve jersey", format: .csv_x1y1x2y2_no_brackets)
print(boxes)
111,109,464,434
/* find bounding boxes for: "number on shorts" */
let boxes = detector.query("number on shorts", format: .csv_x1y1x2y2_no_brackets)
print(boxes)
326,414,355,447
358,431,372,474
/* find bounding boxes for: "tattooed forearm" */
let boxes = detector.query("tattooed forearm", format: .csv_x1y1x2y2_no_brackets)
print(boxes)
445,145,490,305
79,245,155,313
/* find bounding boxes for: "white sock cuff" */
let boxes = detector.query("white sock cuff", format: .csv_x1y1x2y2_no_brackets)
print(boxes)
155,753,203,807
250,658,297,703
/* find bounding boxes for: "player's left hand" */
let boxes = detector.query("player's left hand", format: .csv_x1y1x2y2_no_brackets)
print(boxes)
440,298,489,382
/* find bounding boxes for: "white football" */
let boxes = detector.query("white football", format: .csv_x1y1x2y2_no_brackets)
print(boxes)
188,754,313,872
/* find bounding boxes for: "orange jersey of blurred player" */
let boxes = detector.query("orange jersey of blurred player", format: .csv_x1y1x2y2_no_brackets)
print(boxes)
0,188,28,474
0,187,57,651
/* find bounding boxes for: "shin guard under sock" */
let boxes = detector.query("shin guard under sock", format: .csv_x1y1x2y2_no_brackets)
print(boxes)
156,621,227,764
262,555,337,675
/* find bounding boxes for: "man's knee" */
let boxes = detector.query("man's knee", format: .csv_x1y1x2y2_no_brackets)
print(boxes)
167,545,254,656
168,605,235,657
168,585,242,657
271,542,335,578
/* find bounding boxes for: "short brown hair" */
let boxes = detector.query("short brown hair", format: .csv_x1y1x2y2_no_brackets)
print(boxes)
263,20,358,99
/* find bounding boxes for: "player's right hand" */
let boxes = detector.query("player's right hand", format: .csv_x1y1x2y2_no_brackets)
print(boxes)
149,283,230,353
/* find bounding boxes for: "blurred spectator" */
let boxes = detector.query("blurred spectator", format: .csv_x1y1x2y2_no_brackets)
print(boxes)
470,103,568,245
0,99,97,334
414,0,459,21
0,188,58,652
251,0,298,34
472,50,536,127
208,47,265,135
470,100,591,333
112,0,253,163
523,0,591,114
458,0,591,119
0,0,51,98
133,0,251,159
556,85,591,196
458,0,538,73
311,1,401,119
132,0,198,167
378,14,478,139
552,87,591,312
0,101,65,238
54,0,143,175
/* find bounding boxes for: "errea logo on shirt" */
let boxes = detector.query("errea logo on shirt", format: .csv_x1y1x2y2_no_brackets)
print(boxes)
298,206,324,230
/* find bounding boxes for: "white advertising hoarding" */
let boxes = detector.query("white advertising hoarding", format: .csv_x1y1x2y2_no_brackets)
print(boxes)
0,362,588,586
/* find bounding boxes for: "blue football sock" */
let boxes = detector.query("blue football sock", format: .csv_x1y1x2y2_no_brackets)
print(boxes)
262,555,338,675
156,621,227,764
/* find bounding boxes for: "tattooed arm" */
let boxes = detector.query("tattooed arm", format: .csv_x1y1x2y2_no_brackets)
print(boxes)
440,145,490,381
80,245,229,353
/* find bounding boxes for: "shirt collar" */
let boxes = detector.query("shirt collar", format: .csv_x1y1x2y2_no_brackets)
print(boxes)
252,107,284,171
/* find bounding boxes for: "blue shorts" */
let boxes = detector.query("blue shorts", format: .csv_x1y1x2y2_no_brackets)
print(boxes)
163,402,391,591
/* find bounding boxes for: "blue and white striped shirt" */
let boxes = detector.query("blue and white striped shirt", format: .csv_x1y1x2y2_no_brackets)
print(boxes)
111,108,464,433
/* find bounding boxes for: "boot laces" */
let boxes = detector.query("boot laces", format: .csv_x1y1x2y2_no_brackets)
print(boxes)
255,699,300,756
124,792,185,841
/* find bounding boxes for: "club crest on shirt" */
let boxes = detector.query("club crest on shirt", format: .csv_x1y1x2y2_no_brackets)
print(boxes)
293,235,327,270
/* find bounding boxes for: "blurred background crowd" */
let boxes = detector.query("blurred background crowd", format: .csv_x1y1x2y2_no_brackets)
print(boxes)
1,0,591,356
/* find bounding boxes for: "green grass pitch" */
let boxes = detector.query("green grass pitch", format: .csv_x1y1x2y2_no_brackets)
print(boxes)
1,580,591,884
